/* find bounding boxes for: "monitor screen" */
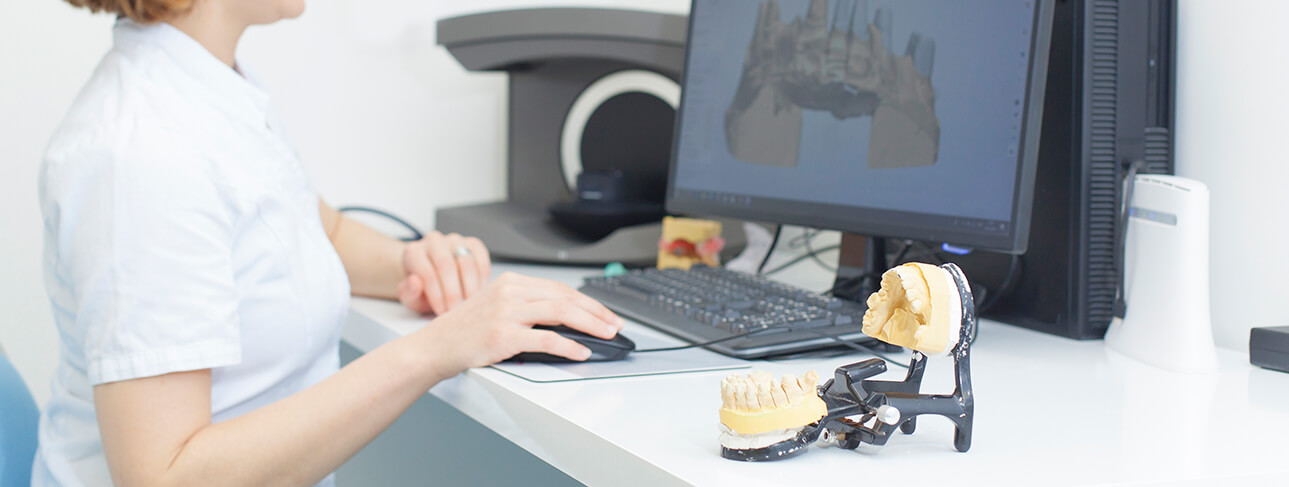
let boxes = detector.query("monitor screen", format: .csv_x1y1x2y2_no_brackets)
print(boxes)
667,0,1050,253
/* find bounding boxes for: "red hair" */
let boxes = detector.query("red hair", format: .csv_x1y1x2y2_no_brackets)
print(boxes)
63,0,195,23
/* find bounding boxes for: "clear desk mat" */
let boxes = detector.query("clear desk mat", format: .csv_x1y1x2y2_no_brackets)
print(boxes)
490,326,749,383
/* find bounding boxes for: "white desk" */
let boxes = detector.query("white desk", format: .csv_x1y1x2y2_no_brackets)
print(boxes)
342,263,1289,486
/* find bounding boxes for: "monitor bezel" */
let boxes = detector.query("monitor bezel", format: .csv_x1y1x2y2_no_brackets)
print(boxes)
665,0,1054,254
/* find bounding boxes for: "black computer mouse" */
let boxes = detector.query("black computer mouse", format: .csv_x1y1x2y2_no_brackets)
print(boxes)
508,325,636,363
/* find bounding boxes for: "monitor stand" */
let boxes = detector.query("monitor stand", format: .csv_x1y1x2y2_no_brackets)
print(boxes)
830,233,888,305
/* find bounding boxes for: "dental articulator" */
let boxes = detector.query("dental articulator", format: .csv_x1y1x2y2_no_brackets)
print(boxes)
717,263,976,461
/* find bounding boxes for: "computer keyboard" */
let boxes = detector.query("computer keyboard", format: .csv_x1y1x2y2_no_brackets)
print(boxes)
580,265,876,359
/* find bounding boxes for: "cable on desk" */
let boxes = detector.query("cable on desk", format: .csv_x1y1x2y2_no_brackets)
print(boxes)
977,254,1022,315
762,346,865,361
802,229,837,273
794,327,909,369
633,328,779,353
338,206,423,242
760,244,841,276
757,225,784,275
787,228,821,249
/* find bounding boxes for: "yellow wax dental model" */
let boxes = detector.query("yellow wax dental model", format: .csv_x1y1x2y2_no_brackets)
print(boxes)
862,262,964,356
717,371,827,453
719,371,826,434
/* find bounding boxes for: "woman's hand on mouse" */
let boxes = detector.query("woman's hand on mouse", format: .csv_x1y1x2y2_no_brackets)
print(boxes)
413,272,625,377
398,231,492,316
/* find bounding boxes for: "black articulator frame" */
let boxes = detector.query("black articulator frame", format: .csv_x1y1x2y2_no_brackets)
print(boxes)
819,264,969,453
722,263,976,461
815,263,975,453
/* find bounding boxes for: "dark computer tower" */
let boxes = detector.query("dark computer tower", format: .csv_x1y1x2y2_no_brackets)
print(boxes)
950,0,1177,339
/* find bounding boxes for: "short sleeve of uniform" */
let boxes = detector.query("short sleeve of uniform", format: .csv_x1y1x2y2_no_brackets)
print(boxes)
44,128,243,385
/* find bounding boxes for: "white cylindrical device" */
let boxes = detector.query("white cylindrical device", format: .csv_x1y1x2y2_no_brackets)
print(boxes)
1105,175,1218,374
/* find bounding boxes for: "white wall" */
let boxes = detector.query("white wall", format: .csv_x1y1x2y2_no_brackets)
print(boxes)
1175,0,1289,350
0,0,686,405
1,3,114,406
6,0,1286,405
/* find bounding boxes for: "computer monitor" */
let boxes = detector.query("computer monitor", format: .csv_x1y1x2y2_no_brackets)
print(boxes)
667,0,1052,255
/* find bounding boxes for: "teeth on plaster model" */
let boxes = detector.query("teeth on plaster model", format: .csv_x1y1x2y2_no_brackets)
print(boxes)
862,263,963,356
718,370,826,438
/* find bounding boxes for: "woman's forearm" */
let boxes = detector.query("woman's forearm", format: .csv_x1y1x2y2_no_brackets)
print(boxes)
97,328,451,487
95,272,622,487
175,333,445,486
318,200,406,299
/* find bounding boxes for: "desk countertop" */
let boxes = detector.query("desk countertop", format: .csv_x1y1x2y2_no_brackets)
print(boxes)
342,263,1289,486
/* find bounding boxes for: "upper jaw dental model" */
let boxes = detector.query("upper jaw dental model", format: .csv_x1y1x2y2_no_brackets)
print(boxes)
717,262,977,461
862,262,962,356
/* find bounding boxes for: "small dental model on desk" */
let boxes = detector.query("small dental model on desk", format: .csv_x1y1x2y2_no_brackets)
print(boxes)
717,262,976,461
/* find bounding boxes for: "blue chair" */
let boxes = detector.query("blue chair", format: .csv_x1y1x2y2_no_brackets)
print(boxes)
0,344,38,487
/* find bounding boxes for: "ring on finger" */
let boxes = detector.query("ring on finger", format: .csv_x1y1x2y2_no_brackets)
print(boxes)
453,245,472,258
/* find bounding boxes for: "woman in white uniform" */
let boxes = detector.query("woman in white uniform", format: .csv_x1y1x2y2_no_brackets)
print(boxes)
36,0,624,485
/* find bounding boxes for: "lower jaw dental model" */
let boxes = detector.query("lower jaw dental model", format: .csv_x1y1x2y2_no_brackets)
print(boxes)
717,263,976,461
